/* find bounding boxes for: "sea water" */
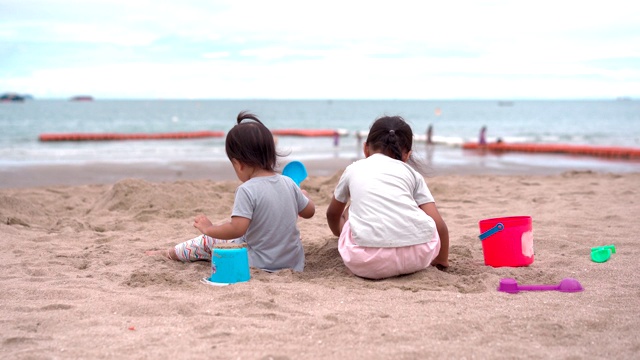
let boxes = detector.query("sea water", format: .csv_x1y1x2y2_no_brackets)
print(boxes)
1,99,639,172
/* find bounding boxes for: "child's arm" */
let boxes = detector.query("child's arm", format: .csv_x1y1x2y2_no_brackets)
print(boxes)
298,190,316,219
326,196,347,237
419,202,449,268
193,214,250,240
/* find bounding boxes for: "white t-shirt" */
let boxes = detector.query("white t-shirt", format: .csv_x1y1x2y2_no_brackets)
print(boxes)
334,153,437,248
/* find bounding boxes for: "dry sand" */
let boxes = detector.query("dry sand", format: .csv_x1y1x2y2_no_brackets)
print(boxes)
1,158,639,359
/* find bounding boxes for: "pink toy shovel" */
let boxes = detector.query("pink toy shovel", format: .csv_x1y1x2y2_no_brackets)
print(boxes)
498,278,584,294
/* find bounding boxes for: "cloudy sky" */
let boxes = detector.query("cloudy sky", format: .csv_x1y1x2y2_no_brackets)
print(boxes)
1,0,639,99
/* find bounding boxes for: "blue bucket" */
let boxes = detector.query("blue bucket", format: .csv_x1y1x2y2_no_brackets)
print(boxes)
206,243,250,285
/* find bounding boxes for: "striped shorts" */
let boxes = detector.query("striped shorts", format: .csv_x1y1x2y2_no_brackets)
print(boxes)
174,234,218,262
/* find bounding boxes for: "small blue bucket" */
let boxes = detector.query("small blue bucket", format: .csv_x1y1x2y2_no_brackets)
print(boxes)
206,243,250,285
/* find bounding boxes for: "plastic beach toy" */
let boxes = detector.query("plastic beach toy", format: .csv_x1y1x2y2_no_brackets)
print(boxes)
477,216,534,267
282,160,308,186
497,278,584,294
201,243,250,286
591,244,616,263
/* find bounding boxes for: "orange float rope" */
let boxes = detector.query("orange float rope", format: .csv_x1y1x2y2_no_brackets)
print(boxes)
271,129,341,137
462,142,640,159
38,130,225,142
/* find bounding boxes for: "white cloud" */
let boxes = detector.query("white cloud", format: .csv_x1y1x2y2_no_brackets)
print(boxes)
1,0,639,98
202,51,230,59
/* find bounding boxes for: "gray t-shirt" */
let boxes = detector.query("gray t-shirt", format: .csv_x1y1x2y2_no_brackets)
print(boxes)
232,174,309,272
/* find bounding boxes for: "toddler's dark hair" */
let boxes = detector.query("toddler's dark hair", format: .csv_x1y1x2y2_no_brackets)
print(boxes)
225,111,277,171
366,115,413,160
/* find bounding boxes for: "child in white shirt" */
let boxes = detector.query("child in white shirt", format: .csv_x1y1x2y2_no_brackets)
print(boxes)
326,115,449,279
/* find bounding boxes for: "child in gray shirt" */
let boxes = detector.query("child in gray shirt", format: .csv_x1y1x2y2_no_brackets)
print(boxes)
147,111,315,272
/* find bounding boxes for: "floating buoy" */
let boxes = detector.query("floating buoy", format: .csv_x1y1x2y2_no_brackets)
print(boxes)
462,142,640,159
38,130,225,142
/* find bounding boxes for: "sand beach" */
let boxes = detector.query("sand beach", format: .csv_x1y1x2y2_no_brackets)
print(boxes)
1,156,640,359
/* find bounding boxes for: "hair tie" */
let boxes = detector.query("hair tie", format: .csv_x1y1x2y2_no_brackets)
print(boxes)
240,118,258,124
389,130,395,136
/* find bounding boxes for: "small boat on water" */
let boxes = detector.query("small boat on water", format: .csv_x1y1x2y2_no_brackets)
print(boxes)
70,95,94,101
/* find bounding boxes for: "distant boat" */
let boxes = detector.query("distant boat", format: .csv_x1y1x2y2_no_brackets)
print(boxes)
1,93,26,102
70,95,94,101
497,101,514,107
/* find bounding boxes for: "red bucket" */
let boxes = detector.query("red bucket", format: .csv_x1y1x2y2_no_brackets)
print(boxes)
478,216,534,267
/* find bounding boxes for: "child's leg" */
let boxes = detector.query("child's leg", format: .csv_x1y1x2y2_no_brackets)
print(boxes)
172,234,217,262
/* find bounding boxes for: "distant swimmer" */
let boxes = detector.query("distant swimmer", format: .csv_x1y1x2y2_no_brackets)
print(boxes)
426,124,433,144
479,126,487,145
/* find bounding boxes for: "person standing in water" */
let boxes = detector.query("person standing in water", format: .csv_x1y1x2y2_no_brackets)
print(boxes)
479,126,487,145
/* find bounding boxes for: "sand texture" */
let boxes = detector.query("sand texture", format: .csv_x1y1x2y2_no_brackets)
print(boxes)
1,170,639,359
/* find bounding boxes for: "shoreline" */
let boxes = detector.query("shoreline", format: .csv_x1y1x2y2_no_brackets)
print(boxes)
1,151,640,189
0,158,355,189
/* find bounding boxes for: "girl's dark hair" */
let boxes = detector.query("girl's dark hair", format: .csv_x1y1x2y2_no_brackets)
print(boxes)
225,111,278,171
366,115,413,161
366,115,430,175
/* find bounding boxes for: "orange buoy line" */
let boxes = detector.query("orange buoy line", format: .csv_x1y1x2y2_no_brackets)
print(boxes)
38,130,225,142
271,129,347,137
462,142,640,159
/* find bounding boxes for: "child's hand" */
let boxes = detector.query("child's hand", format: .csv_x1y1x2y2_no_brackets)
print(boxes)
193,214,214,234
